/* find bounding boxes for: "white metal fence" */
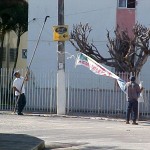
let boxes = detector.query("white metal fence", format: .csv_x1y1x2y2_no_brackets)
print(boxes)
0,68,150,119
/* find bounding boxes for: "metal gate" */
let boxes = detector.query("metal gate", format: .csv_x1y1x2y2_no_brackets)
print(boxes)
0,68,150,119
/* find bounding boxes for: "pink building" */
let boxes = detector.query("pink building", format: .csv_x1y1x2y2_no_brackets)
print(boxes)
116,0,136,37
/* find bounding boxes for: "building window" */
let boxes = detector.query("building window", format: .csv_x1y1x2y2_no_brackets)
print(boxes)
127,0,135,8
10,48,17,62
1,47,6,61
0,48,17,62
118,0,126,7
118,0,135,8
22,49,27,59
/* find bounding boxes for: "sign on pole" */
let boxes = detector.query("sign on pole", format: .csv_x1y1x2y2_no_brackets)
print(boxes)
53,25,69,41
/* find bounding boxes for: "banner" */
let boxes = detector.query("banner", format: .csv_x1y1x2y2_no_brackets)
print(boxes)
76,53,126,93
138,81,144,102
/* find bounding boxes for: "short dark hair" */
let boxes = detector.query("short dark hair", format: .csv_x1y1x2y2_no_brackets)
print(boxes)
130,76,135,82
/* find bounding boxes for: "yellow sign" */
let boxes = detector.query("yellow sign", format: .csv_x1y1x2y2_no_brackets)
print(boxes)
53,25,69,41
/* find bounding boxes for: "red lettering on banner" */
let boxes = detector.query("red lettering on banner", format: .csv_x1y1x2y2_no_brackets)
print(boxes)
90,64,112,77
78,60,89,67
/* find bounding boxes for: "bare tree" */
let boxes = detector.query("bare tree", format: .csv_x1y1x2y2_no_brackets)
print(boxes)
70,23,150,76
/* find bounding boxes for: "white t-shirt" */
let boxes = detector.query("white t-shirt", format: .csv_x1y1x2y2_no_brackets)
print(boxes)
13,76,25,96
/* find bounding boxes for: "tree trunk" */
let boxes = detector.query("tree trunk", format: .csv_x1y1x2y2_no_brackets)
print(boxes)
0,34,5,69
12,32,21,75
8,30,21,103
0,33,5,102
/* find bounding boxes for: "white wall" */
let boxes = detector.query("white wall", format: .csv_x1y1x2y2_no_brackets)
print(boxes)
136,0,150,26
28,0,116,76
28,0,150,88
136,0,150,87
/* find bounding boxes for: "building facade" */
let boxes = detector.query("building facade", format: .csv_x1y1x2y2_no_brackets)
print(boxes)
1,0,150,115
1,0,28,70
28,0,150,87
2,31,27,69
116,0,136,37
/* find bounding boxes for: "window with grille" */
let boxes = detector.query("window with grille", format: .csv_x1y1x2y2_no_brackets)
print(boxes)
0,48,17,62
118,0,126,7
10,48,17,62
118,0,136,8
1,47,6,61
127,0,135,8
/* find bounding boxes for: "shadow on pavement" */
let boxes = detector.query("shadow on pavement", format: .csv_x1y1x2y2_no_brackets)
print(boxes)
0,133,45,150
45,142,121,150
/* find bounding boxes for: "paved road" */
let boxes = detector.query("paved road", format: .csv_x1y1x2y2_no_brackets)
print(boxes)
0,112,150,150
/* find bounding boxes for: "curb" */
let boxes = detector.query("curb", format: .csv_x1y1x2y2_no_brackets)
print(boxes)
32,140,45,150
0,111,125,122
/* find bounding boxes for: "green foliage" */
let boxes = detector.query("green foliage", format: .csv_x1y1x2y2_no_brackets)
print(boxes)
0,0,28,101
0,0,28,36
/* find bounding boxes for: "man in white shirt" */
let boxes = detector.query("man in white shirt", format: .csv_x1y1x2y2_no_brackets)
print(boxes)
13,70,29,115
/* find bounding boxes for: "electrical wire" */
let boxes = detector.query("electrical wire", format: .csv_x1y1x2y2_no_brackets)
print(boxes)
28,0,142,21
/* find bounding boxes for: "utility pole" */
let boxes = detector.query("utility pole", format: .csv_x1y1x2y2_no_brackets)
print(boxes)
57,0,66,115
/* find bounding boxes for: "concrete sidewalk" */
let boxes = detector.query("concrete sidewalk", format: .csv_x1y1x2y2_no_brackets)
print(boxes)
0,111,150,150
